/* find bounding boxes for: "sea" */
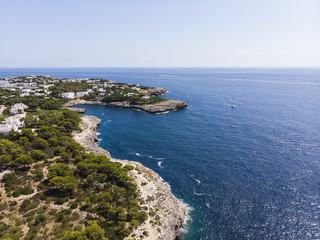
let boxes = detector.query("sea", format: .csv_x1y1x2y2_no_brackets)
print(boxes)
1,68,320,239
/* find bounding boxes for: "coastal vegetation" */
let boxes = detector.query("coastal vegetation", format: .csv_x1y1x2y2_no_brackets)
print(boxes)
102,87,166,105
50,82,90,98
0,75,188,239
0,106,148,239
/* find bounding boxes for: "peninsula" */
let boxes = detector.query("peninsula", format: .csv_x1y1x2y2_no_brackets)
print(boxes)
0,75,187,114
0,75,188,239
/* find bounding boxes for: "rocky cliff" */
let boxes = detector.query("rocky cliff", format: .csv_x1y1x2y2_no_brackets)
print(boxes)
73,115,188,240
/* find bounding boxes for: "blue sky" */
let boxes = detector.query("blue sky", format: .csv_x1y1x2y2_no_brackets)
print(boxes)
0,0,319,67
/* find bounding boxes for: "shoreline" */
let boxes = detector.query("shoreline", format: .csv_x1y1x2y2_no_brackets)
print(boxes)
65,99,188,114
73,115,188,240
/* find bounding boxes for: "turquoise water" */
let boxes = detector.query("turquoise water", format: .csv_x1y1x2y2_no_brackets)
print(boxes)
1,68,320,239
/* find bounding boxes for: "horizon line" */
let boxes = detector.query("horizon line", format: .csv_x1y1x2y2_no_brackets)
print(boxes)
0,66,319,69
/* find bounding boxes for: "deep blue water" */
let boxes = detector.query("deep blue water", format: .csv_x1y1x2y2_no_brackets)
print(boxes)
1,68,320,239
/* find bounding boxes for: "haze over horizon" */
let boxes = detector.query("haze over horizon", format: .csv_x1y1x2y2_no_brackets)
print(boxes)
1,0,319,68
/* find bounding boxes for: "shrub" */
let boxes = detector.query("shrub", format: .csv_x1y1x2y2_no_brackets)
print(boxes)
21,185,34,195
34,214,47,226
19,199,35,213
70,201,78,209
12,189,21,197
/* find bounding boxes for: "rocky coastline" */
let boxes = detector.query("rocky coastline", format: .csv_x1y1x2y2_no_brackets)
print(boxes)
66,107,86,113
65,99,188,114
73,115,188,240
141,87,167,96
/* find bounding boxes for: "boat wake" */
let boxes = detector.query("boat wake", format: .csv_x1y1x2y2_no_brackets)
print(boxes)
193,190,205,196
158,161,164,168
194,179,201,184
190,175,201,184
103,119,112,125
148,155,165,160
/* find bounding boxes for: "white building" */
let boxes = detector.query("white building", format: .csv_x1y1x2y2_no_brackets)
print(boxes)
21,88,32,93
76,91,88,97
97,88,105,92
61,92,75,99
132,87,141,91
0,113,26,135
0,80,10,88
142,96,150,101
10,103,27,114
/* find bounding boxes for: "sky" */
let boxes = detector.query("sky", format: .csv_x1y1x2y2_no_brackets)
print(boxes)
0,0,319,67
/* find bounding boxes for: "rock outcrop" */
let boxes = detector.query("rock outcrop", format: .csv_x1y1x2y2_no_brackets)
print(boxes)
73,115,188,240
142,87,167,96
65,99,188,114
66,107,86,113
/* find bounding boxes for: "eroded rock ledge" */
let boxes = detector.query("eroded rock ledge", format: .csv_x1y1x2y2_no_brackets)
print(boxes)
65,99,188,114
73,115,188,240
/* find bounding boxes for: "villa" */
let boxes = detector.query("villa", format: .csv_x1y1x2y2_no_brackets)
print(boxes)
10,103,28,114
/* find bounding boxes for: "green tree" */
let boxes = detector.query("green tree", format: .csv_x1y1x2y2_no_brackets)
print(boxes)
49,176,77,193
41,99,61,110
48,163,72,180
15,154,34,167
32,137,49,150
61,231,88,240
30,150,46,161
84,221,107,240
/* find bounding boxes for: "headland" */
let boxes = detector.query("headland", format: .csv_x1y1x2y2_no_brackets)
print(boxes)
73,115,188,239
65,99,188,114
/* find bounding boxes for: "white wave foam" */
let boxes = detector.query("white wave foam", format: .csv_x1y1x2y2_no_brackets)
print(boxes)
160,177,171,191
97,132,101,136
160,90,168,96
179,199,193,234
155,111,170,115
135,153,141,156
206,203,211,208
190,174,194,178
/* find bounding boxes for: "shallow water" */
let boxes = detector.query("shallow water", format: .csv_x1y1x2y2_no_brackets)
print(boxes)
1,68,320,239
